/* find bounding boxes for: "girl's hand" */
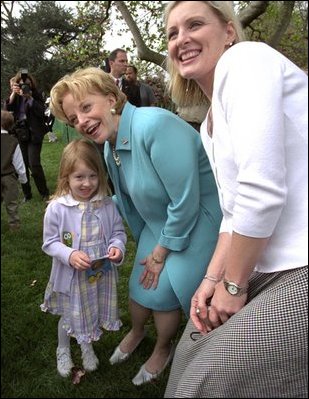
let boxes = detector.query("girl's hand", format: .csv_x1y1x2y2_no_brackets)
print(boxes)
69,250,91,271
108,247,122,263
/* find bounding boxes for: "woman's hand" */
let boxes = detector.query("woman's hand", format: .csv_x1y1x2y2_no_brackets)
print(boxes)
69,250,91,271
139,252,165,290
190,279,216,334
12,83,21,95
191,280,247,334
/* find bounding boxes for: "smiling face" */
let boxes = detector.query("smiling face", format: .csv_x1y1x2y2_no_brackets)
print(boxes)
166,1,235,97
68,160,99,202
62,92,119,145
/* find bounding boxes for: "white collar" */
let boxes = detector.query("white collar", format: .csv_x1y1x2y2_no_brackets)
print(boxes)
56,193,104,206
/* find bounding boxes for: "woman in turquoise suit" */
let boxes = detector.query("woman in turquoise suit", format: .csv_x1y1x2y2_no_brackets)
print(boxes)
50,67,222,386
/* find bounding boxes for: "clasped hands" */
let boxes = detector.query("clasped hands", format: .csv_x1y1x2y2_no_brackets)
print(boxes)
190,279,247,334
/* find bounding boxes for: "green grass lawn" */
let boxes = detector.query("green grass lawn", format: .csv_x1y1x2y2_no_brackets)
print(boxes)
1,133,186,398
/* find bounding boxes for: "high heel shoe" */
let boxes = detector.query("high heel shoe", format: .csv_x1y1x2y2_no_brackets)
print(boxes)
109,330,146,365
132,344,176,386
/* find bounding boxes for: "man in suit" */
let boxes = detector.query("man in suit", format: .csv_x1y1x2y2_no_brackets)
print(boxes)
107,49,141,107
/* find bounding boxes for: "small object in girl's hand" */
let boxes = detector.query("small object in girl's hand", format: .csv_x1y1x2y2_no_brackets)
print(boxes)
72,367,86,384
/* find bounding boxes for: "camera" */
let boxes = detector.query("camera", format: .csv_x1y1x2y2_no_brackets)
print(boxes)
20,68,28,81
19,69,31,94
19,83,31,94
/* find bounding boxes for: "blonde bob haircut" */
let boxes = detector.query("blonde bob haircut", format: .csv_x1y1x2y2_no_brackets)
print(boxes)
164,1,246,107
50,67,127,125
52,138,111,200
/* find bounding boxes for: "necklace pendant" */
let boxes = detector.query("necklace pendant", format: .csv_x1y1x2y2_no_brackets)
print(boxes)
112,146,121,167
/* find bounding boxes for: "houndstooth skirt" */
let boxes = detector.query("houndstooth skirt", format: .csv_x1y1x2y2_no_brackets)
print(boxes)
164,266,308,398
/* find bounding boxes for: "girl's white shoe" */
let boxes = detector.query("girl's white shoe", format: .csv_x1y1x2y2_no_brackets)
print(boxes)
56,347,74,377
81,344,99,372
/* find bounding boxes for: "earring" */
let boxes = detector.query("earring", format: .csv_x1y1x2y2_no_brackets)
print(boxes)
110,108,116,115
229,42,233,47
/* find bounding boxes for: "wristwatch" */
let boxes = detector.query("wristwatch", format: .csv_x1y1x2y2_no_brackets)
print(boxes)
223,279,248,296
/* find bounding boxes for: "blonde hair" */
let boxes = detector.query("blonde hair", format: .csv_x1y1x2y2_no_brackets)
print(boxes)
1,110,14,131
50,67,127,125
164,1,246,107
52,138,111,199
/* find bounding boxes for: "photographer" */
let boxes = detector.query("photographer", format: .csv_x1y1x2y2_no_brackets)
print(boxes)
5,70,49,202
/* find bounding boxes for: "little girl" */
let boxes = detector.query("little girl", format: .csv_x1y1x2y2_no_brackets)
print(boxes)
40,138,127,377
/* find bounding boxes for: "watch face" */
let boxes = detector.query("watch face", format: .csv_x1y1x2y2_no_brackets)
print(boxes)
228,284,238,295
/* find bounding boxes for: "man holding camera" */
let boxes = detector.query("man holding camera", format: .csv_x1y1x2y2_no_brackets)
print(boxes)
5,70,49,202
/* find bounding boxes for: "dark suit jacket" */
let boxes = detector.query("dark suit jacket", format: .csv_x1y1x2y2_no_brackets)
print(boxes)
122,79,141,107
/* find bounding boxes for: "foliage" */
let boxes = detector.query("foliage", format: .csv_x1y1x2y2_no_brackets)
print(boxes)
1,132,186,398
114,1,167,53
51,1,112,70
1,1,308,102
244,1,308,68
1,1,80,96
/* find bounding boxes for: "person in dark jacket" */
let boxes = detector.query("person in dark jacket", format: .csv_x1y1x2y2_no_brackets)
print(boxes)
5,71,49,202
1,110,27,231
108,49,141,107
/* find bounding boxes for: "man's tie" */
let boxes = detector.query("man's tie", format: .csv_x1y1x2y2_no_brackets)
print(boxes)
115,79,119,87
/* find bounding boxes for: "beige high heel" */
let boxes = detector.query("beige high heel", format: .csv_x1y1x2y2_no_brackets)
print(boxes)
132,344,176,386
109,330,146,365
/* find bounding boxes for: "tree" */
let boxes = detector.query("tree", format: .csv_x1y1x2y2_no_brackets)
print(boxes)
1,1,81,97
115,1,307,69
1,1,307,102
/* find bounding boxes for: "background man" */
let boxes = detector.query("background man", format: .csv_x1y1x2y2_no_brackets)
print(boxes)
125,65,156,107
107,49,141,107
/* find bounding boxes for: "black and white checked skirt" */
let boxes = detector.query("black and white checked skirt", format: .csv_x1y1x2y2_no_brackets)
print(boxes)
164,266,308,398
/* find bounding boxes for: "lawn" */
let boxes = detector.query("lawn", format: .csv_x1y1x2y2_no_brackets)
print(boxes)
1,133,186,398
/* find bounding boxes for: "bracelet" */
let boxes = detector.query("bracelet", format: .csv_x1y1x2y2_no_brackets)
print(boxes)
203,274,221,283
151,252,165,264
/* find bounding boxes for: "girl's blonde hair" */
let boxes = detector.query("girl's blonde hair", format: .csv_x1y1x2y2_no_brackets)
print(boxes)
164,1,246,107
50,67,127,125
52,138,111,199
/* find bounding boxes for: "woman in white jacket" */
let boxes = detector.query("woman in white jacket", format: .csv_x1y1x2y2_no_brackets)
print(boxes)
164,1,308,397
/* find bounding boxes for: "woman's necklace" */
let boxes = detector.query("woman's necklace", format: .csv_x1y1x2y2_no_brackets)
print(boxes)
112,146,121,166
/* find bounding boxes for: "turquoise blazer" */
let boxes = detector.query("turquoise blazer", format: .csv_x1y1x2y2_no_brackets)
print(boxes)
105,102,222,316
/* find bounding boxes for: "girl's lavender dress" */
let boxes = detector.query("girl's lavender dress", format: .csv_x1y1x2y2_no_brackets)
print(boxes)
41,200,122,343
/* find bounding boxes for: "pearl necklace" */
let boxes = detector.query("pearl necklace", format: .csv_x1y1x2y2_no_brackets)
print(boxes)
112,146,121,166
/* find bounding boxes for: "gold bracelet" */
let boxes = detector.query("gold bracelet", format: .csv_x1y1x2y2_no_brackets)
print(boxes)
203,275,221,283
151,253,165,264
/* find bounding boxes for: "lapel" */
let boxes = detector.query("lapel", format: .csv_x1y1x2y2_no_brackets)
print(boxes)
114,102,135,152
